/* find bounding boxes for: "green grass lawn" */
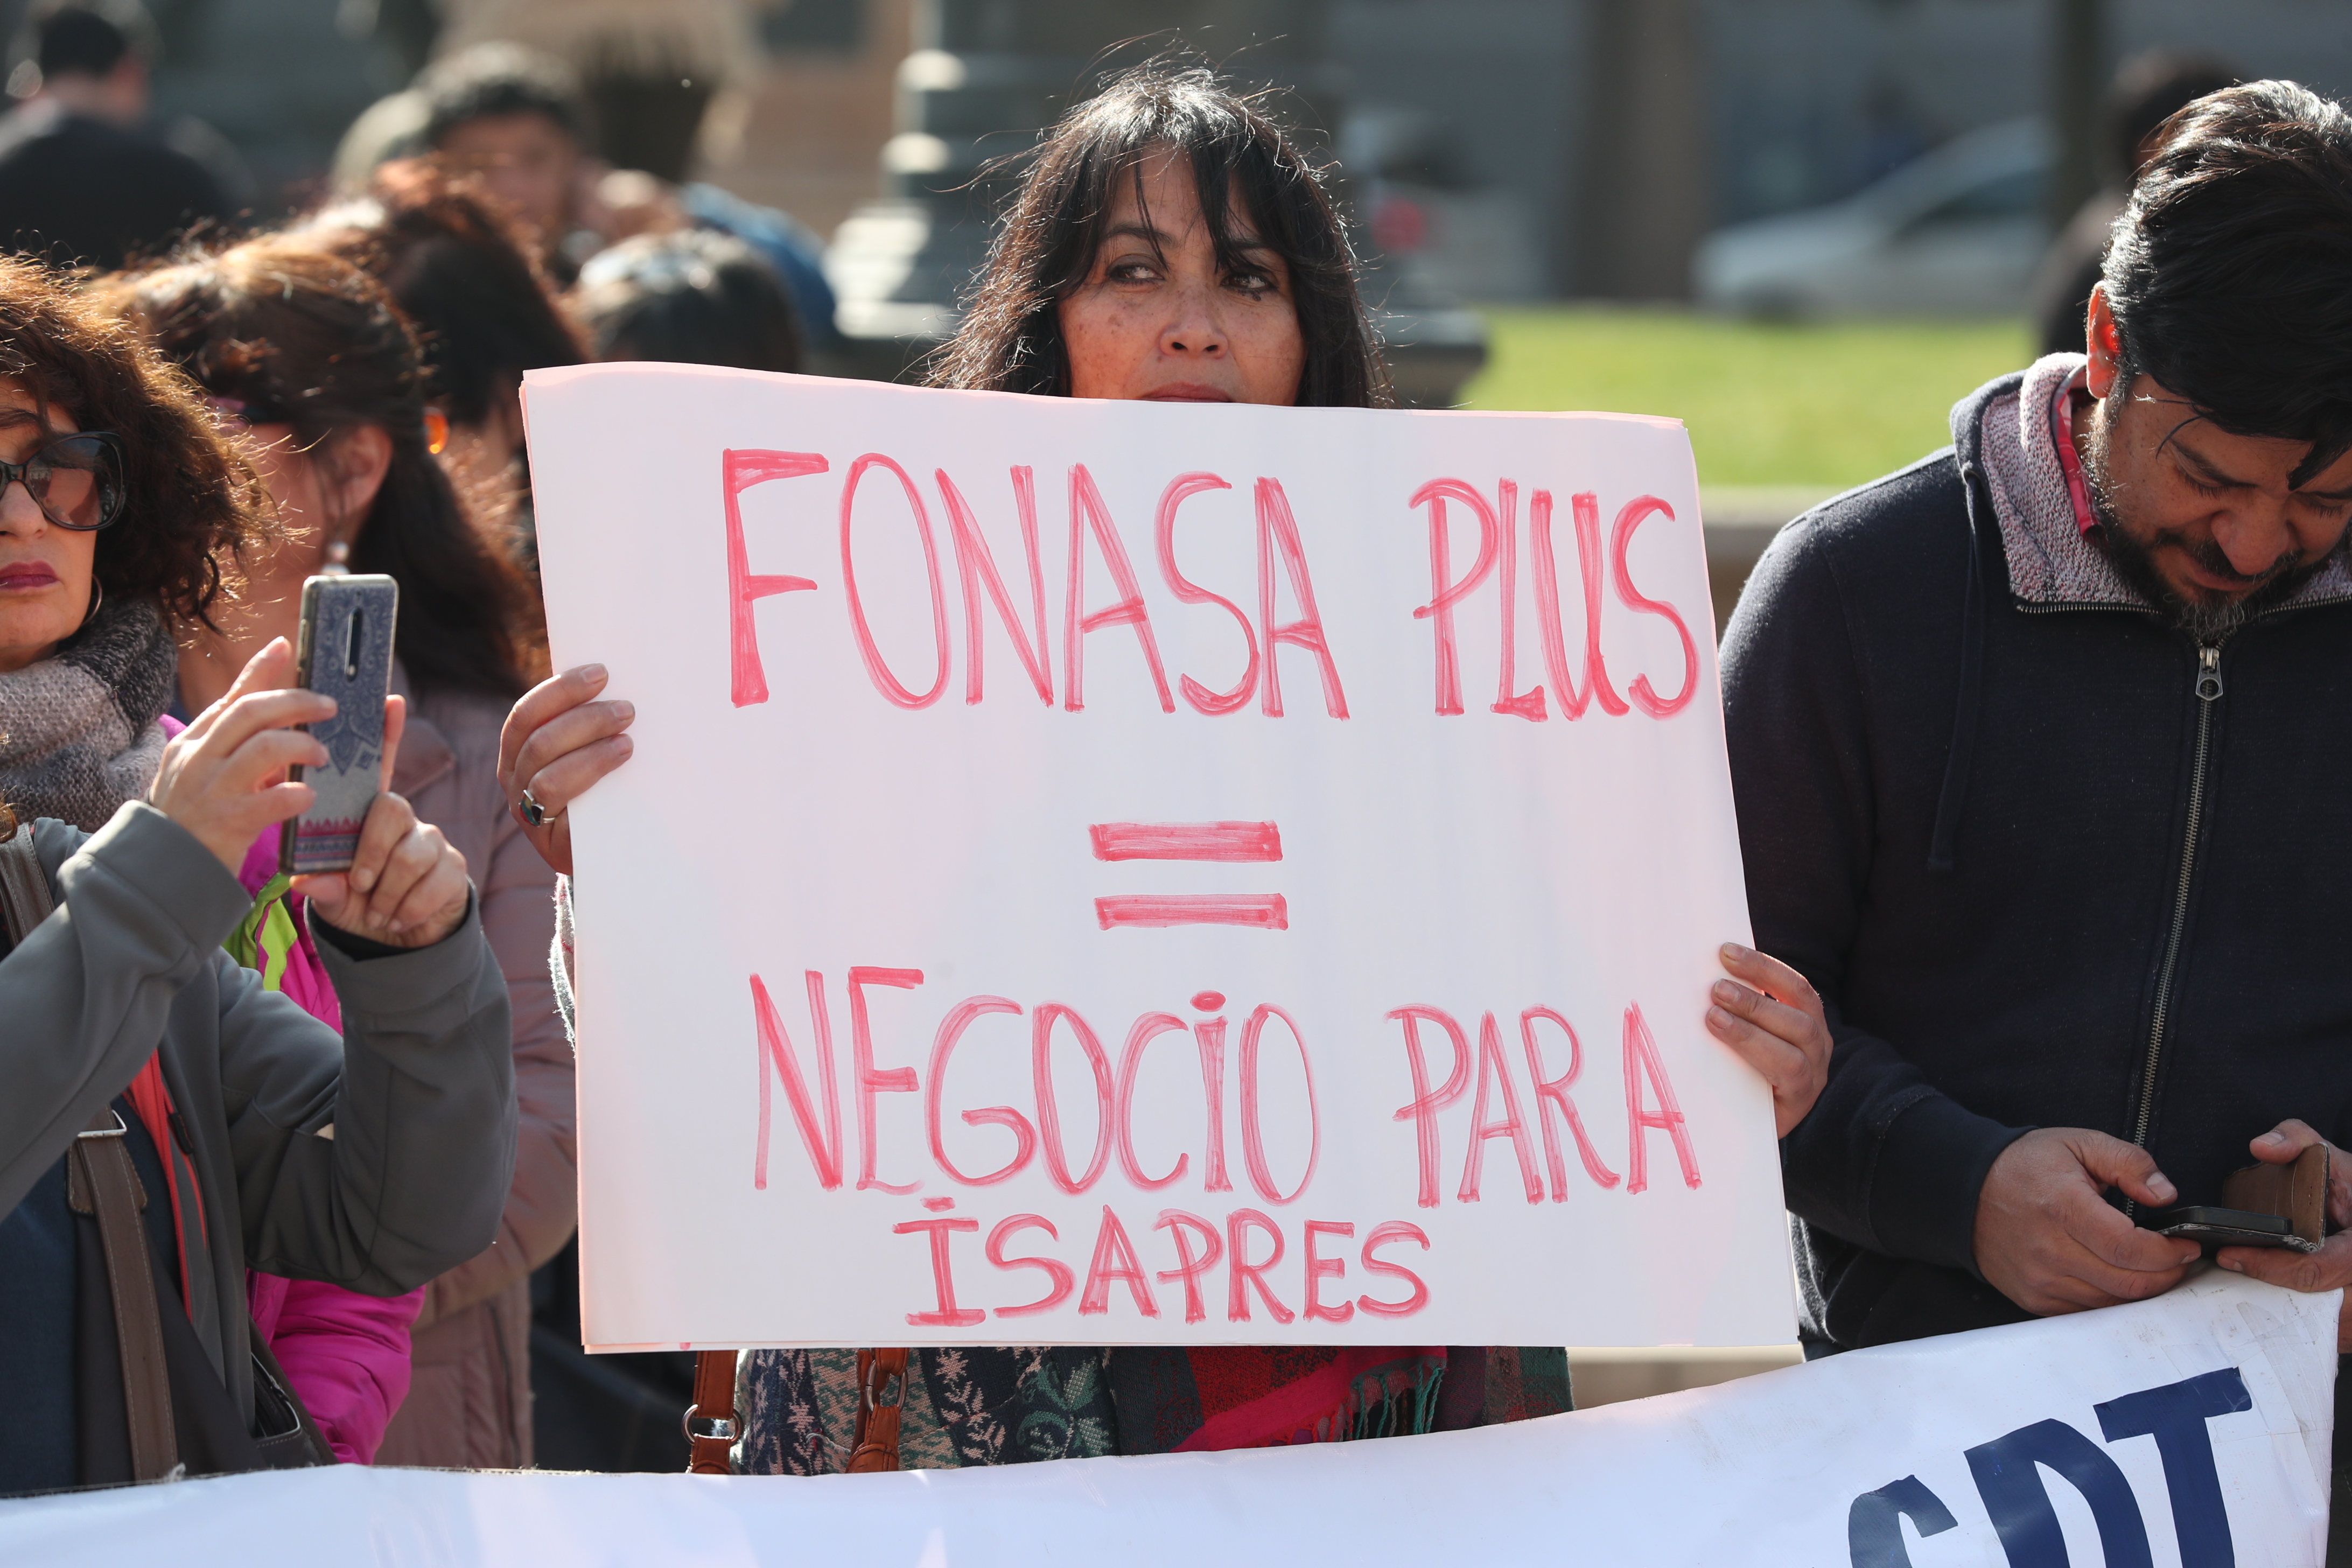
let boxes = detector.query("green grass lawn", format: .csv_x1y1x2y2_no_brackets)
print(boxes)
1460,307,2035,490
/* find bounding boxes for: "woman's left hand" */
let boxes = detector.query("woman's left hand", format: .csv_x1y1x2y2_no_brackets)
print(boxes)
1706,943,1834,1138
296,790,470,949
497,663,635,877
295,692,470,948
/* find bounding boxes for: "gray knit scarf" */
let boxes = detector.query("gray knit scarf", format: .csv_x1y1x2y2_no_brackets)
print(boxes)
0,596,177,831
1975,352,2352,610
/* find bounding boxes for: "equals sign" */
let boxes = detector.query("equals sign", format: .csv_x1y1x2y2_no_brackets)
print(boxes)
1090,822,1288,930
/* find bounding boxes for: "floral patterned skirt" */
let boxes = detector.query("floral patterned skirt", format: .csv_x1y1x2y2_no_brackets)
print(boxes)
734,1346,1571,1474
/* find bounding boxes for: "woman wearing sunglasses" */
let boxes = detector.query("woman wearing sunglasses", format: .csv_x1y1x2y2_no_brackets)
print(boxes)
500,64,1833,1472
0,255,516,1495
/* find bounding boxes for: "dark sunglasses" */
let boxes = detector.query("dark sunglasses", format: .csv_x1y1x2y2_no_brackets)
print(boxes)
0,432,127,531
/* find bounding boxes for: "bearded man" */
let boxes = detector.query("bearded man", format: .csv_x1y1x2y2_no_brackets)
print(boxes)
1726,78,2352,1408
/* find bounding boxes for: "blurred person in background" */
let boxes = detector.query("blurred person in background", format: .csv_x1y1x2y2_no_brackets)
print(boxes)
0,254,514,1492
499,62,1833,1474
410,43,598,281
299,162,587,568
592,170,838,352
575,228,801,374
396,38,836,347
425,0,838,346
0,0,229,270
2032,50,2237,358
102,237,573,1472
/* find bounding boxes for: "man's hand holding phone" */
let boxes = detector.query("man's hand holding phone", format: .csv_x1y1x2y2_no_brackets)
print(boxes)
155,636,470,950
2214,1119,2352,1352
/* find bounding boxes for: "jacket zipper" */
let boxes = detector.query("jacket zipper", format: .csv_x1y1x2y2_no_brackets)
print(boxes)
2131,641,2225,1159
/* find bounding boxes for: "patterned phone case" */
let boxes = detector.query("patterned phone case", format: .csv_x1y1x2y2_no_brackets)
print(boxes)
281,574,398,876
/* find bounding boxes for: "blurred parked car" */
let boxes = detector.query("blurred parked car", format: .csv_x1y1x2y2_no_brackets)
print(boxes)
1342,106,1545,303
1694,118,2049,317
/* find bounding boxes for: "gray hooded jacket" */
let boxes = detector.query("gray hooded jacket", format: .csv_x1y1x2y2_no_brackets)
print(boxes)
0,801,517,1428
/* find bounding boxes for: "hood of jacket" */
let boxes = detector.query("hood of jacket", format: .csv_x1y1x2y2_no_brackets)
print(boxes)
1957,352,2352,611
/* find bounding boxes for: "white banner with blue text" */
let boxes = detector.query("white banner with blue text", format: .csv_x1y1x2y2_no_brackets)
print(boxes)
0,1275,2331,1565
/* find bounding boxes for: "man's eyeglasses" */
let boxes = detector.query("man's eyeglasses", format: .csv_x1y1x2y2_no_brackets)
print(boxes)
0,432,127,531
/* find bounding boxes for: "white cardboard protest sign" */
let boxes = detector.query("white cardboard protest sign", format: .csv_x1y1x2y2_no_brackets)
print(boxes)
2,1276,2331,1564
524,364,1794,1350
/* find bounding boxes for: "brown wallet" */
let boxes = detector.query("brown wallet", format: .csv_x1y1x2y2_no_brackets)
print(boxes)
2220,1143,2331,1247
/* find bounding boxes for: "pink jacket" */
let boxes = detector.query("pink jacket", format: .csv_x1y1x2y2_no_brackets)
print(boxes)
223,778,425,1464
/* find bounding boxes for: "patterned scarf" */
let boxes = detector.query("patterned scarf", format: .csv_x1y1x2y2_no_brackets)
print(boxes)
1976,353,2352,610
0,596,177,830
736,1343,1571,1474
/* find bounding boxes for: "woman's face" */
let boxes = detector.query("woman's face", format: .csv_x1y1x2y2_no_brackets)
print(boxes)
1058,148,1306,406
231,420,391,591
0,379,95,674
240,424,334,579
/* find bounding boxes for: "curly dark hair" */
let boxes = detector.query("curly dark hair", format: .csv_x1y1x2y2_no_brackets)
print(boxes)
0,253,270,628
930,62,1389,409
100,236,540,699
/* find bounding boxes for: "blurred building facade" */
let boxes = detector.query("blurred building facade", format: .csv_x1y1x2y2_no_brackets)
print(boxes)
58,0,2352,304
712,0,2352,307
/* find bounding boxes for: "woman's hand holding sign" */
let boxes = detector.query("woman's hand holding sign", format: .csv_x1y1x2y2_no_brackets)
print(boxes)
499,662,635,877
1706,943,1832,1137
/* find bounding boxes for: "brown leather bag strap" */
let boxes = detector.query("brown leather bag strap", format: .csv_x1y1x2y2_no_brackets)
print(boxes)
0,810,52,947
67,1108,180,1482
8,820,180,1479
683,1349,739,1475
845,1348,910,1473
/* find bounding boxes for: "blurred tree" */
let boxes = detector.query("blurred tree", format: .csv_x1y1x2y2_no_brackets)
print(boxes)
1568,0,1709,300
2045,0,2104,230
370,0,440,81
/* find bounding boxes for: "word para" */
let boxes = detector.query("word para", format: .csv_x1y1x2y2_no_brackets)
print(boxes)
1389,1000,1702,1206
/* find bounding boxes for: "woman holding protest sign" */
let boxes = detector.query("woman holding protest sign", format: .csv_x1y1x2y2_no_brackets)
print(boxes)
101,237,572,1472
501,62,1832,1473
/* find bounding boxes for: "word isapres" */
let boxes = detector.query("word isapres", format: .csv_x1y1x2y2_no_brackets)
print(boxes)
723,451,1699,721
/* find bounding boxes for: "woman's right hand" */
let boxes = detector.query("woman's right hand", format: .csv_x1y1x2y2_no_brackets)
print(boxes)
498,663,635,877
150,638,332,875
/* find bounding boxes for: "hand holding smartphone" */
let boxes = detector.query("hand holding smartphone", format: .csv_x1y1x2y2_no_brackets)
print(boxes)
2138,1143,2332,1255
282,573,398,876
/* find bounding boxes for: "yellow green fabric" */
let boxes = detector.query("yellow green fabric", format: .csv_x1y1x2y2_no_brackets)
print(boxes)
225,871,298,992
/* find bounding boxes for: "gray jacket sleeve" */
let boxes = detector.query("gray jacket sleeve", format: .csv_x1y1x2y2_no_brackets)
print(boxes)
230,892,519,1294
2,803,518,1296
0,804,254,1219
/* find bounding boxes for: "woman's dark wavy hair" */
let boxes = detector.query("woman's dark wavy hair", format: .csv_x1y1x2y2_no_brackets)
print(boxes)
304,160,587,430
930,62,1389,408
103,237,541,699
2103,79,2352,488
0,256,270,629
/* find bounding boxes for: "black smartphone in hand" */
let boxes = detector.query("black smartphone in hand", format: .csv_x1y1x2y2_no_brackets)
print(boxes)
281,573,398,876
2141,1205,2320,1254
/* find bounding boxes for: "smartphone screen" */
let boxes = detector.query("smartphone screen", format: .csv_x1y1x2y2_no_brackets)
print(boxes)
281,573,399,876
